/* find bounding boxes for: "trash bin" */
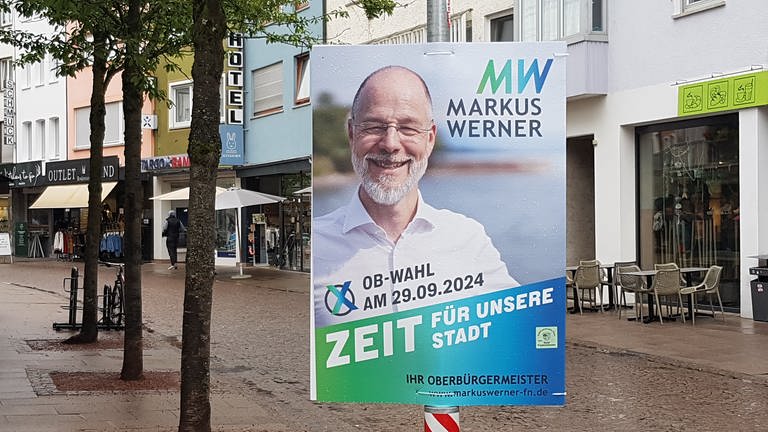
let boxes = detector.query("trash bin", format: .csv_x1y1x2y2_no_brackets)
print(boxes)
752,279,768,322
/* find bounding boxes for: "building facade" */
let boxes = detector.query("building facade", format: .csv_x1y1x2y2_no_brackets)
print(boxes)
520,0,764,318
326,0,767,318
237,1,318,272
0,9,157,261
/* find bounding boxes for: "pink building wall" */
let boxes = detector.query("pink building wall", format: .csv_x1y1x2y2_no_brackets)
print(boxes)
66,69,155,164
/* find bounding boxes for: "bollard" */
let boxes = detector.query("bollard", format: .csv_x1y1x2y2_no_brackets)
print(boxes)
54,266,80,330
424,406,459,432
67,267,79,326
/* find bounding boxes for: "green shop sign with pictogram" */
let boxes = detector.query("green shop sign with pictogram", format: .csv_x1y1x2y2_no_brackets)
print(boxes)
678,71,768,116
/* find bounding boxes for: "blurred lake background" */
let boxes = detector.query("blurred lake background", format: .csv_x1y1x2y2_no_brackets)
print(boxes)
314,149,564,286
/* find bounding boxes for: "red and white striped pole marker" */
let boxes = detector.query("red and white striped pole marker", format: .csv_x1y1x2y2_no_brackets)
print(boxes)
424,406,460,432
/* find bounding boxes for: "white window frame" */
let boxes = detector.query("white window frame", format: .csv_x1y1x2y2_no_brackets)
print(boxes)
516,0,606,42
37,58,45,86
488,10,515,42
48,54,60,84
0,57,12,89
22,121,32,158
74,102,125,149
294,53,310,106
673,0,725,18
48,117,60,160
34,119,45,160
252,61,283,117
0,9,11,27
21,63,31,89
169,80,193,129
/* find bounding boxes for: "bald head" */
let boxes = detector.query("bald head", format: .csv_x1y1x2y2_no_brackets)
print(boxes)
350,66,433,121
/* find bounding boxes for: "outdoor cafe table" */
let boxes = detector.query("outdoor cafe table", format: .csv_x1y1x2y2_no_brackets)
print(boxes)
566,263,616,313
623,267,710,323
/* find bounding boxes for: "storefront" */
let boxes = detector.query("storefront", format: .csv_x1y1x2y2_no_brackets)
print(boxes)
567,68,768,318
237,158,310,272
144,154,240,266
0,157,123,259
637,114,740,308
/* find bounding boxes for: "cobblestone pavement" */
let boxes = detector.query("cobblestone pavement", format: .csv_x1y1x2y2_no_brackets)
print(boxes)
4,260,768,431
137,264,768,431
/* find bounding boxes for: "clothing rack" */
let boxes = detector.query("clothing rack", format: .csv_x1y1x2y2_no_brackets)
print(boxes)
54,228,81,261
99,227,124,261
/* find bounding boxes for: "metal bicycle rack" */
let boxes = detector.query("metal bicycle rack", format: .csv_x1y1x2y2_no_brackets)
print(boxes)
52,267,125,330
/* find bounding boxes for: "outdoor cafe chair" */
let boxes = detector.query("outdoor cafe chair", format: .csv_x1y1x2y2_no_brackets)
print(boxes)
565,270,574,310
581,259,609,304
615,263,650,322
651,268,685,324
679,265,724,325
655,262,687,285
574,261,602,314
613,260,636,316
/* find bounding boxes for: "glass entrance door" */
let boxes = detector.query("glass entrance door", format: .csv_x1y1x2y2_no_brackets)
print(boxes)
637,114,740,309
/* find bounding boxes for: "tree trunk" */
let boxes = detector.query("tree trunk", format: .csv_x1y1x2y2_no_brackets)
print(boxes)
66,30,109,344
179,0,225,430
120,0,144,380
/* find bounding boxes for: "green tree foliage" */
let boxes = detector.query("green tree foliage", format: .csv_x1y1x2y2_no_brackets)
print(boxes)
0,0,192,375
0,1,396,429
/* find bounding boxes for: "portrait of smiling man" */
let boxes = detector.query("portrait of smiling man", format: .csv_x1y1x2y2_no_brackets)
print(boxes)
313,65,519,327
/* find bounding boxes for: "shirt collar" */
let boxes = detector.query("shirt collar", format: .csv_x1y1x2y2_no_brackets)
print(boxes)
341,187,437,234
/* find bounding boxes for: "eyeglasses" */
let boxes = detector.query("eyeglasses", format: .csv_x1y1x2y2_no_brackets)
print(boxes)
353,121,432,138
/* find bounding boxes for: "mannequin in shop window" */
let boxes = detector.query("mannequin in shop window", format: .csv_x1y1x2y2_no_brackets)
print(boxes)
102,203,113,224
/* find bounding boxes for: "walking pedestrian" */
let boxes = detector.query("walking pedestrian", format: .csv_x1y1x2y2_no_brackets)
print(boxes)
162,210,184,270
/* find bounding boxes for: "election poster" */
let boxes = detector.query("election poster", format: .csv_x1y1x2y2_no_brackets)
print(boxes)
311,43,567,406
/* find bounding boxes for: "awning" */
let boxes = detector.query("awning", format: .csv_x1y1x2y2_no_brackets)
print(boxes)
30,182,117,209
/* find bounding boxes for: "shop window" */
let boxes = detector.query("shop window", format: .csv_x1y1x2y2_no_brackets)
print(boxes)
215,208,237,258
170,80,192,128
637,114,740,309
252,61,283,117
295,53,310,106
0,197,8,232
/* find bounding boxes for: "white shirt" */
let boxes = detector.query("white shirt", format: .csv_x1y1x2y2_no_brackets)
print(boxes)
313,190,519,327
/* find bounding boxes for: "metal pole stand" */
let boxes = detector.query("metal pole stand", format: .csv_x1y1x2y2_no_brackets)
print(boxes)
424,406,460,432
230,262,252,279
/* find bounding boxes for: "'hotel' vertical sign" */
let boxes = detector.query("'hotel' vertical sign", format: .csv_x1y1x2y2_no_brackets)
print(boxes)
226,33,244,125
219,33,245,166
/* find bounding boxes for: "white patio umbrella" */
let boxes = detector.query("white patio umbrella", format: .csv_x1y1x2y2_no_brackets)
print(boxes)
294,186,312,195
151,187,284,277
214,188,285,210
149,186,227,202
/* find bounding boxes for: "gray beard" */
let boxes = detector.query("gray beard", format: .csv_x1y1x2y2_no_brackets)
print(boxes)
352,153,428,206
